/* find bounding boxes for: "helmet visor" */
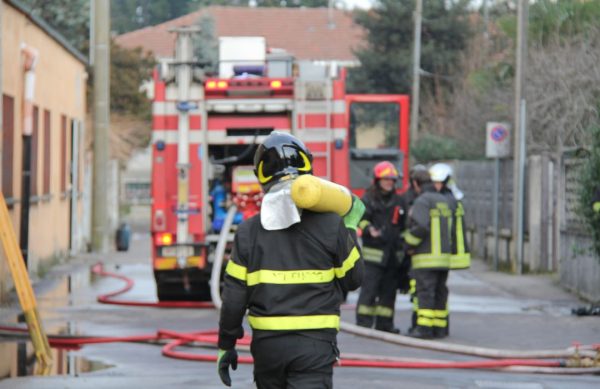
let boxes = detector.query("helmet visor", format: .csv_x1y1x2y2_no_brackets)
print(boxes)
256,146,312,184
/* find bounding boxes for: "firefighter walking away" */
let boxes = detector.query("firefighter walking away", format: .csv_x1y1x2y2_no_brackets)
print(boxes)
217,131,365,388
355,161,407,333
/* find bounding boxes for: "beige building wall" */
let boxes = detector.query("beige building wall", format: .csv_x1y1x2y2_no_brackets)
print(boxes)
1,2,87,287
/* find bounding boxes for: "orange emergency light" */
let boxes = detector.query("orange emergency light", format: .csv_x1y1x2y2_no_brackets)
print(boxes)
155,232,173,246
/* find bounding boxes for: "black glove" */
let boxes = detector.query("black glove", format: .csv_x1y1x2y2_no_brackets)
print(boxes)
217,348,238,387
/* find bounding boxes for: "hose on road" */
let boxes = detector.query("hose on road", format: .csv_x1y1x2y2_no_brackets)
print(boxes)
57,258,593,374
2,324,583,374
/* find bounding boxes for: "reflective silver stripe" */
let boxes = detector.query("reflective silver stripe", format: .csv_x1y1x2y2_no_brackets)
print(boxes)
152,101,203,115
295,100,346,114
152,128,347,145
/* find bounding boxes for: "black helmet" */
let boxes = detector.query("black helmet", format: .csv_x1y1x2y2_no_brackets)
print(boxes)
253,131,313,191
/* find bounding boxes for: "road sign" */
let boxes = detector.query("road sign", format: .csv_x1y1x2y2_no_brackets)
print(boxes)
486,122,511,158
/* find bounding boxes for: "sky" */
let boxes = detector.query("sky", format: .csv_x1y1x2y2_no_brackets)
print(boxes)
339,0,375,9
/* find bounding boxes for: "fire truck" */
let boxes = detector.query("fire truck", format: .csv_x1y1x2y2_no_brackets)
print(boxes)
150,28,410,301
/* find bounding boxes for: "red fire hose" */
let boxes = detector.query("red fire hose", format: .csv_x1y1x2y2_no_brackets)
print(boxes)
0,324,569,371
2,262,583,374
91,263,214,309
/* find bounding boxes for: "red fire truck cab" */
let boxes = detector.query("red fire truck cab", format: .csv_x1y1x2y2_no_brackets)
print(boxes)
150,32,410,301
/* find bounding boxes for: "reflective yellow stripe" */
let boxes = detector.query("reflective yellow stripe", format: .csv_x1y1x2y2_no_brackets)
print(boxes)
248,315,340,330
456,215,465,255
404,231,422,246
417,308,435,318
594,202,600,213
417,317,433,327
412,297,419,312
434,309,448,319
433,318,448,328
411,253,449,269
358,304,376,315
334,247,360,278
225,260,247,281
375,305,394,318
450,253,471,269
362,246,384,263
409,279,416,294
430,211,441,256
242,248,360,286
358,220,370,229
247,269,334,286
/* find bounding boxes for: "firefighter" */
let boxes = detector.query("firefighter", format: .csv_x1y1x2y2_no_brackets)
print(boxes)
355,161,407,333
404,164,428,208
217,131,365,388
403,164,429,331
429,163,471,271
404,169,452,339
428,163,471,338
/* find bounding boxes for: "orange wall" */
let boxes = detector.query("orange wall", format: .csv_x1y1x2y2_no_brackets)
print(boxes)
1,2,87,291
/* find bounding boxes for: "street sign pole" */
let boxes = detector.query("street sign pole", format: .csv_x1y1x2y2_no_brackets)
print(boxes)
486,122,511,271
492,157,500,271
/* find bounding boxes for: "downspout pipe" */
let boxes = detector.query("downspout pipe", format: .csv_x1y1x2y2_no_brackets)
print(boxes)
19,45,39,269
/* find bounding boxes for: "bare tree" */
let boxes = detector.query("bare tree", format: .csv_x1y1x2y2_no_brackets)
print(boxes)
525,29,600,154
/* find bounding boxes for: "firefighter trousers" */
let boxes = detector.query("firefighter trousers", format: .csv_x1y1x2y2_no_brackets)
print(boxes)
412,269,449,334
356,262,399,331
251,333,338,389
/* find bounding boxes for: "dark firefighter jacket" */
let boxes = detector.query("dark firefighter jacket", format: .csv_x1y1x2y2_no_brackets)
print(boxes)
442,190,471,270
358,188,406,267
218,210,364,350
404,185,452,270
593,186,600,213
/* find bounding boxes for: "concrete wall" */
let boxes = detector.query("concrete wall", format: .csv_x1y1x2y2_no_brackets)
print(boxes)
0,1,87,296
560,233,600,302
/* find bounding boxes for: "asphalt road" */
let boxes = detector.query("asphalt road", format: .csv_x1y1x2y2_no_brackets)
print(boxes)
0,233,598,388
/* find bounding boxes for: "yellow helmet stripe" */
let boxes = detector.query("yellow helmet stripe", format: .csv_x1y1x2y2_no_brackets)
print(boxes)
257,161,273,184
296,151,312,172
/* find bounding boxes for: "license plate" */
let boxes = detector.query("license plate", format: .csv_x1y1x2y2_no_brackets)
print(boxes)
161,245,194,257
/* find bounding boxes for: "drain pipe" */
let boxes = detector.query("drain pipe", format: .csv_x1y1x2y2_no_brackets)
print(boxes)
210,205,238,310
18,45,38,269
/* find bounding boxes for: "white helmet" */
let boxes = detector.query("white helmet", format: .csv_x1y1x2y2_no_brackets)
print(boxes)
429,163,453,183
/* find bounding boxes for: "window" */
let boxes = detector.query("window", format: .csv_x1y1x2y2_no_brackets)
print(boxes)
43,110,51,195
31,106,39,196
349,103,400,149
2,95,15,198
60,115,67,193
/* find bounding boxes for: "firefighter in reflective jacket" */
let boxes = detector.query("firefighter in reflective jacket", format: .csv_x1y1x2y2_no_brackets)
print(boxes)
355,161,406,333
217,131,365,388
428,163,471,337
404,169,452,339
430,163,471,271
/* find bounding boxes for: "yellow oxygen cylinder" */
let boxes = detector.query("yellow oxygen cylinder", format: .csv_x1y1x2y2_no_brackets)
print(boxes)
291,175,353,216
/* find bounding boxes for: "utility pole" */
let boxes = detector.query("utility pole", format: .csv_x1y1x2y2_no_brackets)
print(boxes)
410,0,423,146
91,0,111,253
512,0,529,274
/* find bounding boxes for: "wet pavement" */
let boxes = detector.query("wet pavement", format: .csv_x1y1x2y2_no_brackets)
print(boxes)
0,232,599,388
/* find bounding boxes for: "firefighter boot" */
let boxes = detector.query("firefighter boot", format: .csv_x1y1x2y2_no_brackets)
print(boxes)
408,325,434,339
375,316,400,334
433,327,447,339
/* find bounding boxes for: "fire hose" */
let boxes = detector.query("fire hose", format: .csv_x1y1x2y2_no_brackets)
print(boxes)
4,324,597,374
2,258,599,374
2,217,585,374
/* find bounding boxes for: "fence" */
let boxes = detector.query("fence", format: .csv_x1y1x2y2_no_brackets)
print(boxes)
452,155,599,301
